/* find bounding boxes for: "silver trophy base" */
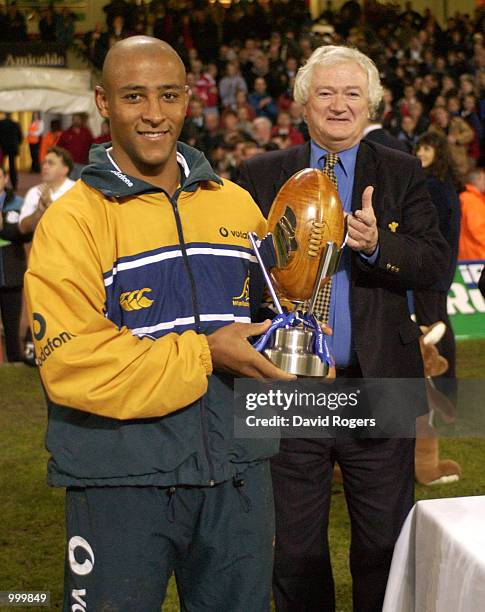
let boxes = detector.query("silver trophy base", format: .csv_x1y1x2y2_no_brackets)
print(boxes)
264,327,329,377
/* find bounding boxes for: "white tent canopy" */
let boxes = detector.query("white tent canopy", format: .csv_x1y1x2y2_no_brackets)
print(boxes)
0,67,102,135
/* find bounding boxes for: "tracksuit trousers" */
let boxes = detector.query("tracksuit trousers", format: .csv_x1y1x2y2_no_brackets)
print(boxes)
63,461,274,612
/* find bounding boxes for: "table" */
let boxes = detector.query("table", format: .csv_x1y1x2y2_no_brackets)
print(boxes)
383,496,485,612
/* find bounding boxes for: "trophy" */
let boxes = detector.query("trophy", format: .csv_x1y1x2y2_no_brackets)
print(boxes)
250,168,346,377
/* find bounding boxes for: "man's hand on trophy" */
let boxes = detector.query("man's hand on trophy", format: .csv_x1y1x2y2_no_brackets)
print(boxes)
207,321,297,380
346,186,379,256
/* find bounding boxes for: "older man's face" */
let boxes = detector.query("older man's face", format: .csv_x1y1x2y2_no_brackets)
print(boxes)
304,61,370,152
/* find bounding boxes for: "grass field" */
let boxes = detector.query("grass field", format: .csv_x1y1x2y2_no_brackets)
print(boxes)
0,340,484,611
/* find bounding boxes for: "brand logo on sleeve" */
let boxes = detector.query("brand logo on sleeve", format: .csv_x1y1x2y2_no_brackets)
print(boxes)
32,312,75,366
33,312,47,341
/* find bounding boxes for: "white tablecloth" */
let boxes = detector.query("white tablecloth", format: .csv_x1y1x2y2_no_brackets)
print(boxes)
383,496,485,612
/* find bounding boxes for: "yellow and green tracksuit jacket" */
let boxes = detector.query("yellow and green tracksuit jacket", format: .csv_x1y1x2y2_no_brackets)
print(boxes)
24,142,277,487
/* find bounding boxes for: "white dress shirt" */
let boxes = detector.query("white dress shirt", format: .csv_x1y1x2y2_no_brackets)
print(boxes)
19,178,75,224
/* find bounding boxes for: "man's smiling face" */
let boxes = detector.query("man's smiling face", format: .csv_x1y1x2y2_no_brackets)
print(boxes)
96,46,188,176
303,61,370,152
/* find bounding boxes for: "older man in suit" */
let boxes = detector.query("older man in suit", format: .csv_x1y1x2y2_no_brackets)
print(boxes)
238,45,449,612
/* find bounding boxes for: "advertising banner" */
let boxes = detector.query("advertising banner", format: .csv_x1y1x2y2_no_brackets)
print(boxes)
0,44,66,68
448,260,485,340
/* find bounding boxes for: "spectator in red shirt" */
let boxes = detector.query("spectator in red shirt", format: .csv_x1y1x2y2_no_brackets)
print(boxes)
57,113,94,179
234,89,256,120
271,110,304,147
191,59,219,114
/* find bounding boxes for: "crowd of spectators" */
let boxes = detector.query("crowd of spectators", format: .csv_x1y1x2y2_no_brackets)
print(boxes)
75,1,484,181
0,1,78,45
1,1,484,181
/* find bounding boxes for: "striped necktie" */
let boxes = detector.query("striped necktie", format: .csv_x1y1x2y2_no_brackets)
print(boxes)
313,153,339,323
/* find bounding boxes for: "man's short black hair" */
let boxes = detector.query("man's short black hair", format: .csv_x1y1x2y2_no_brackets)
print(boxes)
47,146,74,174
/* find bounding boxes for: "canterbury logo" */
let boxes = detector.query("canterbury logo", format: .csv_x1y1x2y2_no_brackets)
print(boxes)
232,276,250,308
120,288,154,311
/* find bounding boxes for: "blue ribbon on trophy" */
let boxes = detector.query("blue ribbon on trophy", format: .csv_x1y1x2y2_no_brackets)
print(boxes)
252,307,333,367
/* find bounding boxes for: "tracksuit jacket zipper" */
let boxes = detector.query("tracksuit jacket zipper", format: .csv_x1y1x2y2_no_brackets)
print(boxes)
81,142,224,487
170,190,216,487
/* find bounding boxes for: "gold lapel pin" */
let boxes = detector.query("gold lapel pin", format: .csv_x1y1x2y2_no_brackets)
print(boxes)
388,222,399,233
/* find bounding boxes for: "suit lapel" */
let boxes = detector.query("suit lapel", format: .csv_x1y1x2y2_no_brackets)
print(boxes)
352,141,379,213
279,142,311,185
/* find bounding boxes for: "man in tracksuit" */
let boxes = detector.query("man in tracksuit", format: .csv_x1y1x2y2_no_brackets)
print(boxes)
24,36,294,612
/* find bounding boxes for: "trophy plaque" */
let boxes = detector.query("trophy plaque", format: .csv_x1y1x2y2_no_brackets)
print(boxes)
250,168,346,377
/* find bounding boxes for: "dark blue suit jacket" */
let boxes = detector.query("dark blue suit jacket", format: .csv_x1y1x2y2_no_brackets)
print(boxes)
238,140,450,381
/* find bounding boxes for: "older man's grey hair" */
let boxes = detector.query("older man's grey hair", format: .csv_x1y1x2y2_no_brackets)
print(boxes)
253,117,273,131
293,45,384,119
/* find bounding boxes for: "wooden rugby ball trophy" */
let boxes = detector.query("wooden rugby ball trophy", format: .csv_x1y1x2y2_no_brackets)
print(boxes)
250,168,345,377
